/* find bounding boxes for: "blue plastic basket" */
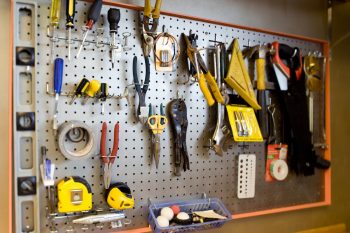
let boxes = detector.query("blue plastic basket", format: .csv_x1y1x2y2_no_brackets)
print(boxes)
148,198,232,233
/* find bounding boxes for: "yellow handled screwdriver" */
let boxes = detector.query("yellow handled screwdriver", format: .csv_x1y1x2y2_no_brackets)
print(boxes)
50,0,61,63
66,0,76,61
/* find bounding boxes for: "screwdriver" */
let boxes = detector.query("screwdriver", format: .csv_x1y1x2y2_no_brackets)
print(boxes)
53,58,64,135
69,78,90,105
82,79,101,105
107,8,121,68
98,83,108,114
76,0,103,58
66,0,76,61
50,0,61,63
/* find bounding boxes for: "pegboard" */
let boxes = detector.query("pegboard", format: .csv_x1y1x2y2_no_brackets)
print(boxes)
12,0,327,232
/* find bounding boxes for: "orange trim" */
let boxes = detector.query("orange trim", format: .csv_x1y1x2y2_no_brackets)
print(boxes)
112,227,151,233
101,1,328,44
7,1,331,233
9,1,13,233
323,42,331,205
234,201,329,219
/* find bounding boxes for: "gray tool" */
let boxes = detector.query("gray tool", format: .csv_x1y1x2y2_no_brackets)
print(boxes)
210,44,228,156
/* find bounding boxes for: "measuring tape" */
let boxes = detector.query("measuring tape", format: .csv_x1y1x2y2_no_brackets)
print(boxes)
270,159,288,181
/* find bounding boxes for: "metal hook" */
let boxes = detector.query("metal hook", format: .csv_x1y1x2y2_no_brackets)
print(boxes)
95,28,105,48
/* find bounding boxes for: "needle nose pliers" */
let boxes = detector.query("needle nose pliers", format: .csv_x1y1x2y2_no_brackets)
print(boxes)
100,122,119,189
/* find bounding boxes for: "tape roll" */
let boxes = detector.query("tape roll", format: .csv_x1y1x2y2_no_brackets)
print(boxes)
270,159,288,181
57,121,95,160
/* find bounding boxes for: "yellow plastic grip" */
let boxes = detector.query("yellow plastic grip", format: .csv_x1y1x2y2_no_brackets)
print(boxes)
152,0,162,19
198,74,215,106
144,0,152,17
204,72,225,104
85,80,101,97
50,0,61,26
256,58,265,90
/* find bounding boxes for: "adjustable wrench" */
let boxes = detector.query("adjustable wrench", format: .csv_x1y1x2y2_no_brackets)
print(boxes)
210,44,228,156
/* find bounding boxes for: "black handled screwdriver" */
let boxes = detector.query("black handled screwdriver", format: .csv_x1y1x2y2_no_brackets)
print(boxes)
76,0,103,58
107,8,121,68
99,83,108,115
69,78,90,105
66,0,76,61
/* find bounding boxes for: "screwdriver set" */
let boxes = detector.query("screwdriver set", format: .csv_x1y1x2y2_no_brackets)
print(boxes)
11,0,330,232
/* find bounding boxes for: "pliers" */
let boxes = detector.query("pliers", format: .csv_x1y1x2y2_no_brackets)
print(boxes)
182,33,225,106
100,122,119,189
142,0,162,56
133,56,150,124
143,0,162,34
147,103,168,168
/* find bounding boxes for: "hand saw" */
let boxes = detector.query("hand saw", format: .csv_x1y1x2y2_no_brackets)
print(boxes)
271,41,303,90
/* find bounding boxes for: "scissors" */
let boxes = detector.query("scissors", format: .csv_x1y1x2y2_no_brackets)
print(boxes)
147,103,168,168
100,122,119,189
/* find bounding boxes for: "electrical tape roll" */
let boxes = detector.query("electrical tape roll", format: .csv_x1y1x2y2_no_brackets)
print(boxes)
57,121,95,160
270,159,288,181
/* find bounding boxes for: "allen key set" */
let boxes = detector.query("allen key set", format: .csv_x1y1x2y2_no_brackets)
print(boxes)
11,0,330,232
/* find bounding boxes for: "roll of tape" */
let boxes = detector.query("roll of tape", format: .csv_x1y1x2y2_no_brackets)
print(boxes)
57,121,95,160
270,159,288,181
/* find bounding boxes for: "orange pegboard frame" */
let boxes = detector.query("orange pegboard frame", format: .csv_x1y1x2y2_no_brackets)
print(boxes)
8,1,331,233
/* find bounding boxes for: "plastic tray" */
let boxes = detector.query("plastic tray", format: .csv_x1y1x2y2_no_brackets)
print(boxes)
148,198,232,233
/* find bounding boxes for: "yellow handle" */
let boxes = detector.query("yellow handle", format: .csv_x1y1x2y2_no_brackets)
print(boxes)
256,58,265,90
144,0,152,17
50,0,61,26
85,80,101,97
152,0,162,19
204,72,225,104
198,74,215,106
148,115,168,134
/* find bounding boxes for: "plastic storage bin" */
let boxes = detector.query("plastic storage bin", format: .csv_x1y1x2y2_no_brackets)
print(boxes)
148,198,232,233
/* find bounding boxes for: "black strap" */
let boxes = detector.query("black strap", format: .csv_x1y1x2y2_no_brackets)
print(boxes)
281,48,315,175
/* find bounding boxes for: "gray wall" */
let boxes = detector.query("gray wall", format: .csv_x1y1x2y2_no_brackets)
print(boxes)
117,0,328,39
2,1,349,232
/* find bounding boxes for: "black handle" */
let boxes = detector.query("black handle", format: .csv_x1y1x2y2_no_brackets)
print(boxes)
75,78,89,95
99,83,108,101
88,0,103,23
279,44,295,58
107,8,121,32
65,0,76,27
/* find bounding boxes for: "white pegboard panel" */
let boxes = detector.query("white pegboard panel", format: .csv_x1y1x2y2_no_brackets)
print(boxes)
12,0,326,232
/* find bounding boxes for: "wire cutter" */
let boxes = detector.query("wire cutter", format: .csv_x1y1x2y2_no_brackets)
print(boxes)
143,0,162,34
147,103,168,168
100,122,119,189
133,56,150,124
142,0,162,56
183,33,225,106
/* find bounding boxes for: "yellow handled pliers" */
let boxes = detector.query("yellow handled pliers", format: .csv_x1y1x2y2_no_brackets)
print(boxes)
147,103,168,168
143,0,162,33
183,33,225,106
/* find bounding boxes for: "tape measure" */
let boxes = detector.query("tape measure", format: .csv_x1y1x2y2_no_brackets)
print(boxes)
57,176,92,213
270,159,289,181
106,182,134,210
